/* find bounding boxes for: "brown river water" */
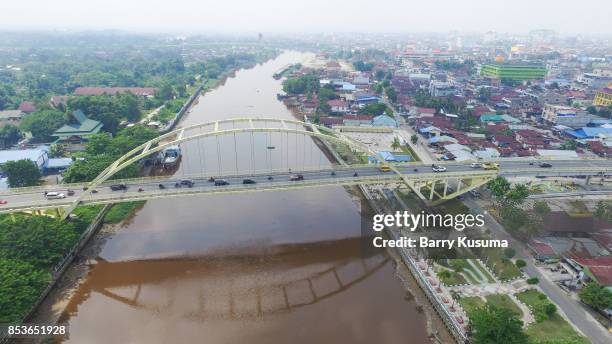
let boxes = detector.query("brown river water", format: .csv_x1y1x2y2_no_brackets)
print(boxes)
55,51,429,344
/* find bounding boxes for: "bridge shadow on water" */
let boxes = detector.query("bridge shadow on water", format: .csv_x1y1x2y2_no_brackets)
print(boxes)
59,236,390,322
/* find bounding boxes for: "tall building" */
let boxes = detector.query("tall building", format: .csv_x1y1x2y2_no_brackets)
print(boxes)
541,104,590,128
480,63,547,81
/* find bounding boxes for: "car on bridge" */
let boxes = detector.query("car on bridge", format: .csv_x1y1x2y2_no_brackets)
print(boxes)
214,179,229,186
110,184,128,191
378,164,391,172
289,174,304,181
242,179,256,184
432,165,447,172
45,192,66,199
482,163,499,170
180,179,194,187
470,162,482,168
0,200,7,205
539,162,553,168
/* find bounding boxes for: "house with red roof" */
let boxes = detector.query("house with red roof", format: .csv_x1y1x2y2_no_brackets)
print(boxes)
18,101,37,113
327,99,349,113
573,256,612,289
74,87,156,97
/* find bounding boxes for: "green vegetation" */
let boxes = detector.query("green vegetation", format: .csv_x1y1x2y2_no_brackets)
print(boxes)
2,159,41,187
0,208,100,322
359,102,392,116
579,282,612,311
470,304,528,344
353,60,374,72
485,294,522,316
516,290,587,344
67,93,140,134
282,74,319,95
516,259,527,269
459,296,486,315
527,277,539,285
437,269,468,285
0,124,22,148
20,109,65,142
103,201,146,224
62,126,159,183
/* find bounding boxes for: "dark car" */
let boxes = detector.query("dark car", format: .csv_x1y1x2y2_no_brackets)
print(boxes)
539,163,552,168
289,174,304,181
243,179,256,184
110,184,128,191
214,179,229,186
180,179,194,187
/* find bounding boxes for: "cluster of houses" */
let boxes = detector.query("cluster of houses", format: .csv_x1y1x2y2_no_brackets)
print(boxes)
0,87,157,184
527,210,612,294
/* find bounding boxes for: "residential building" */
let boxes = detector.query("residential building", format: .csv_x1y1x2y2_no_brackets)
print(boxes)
0,146,49,171
593,87,612,107
18,101,37,113
327,99,349,113
542,104,590,127
428,81,455,97
53,110,103,142
0,110,24,127
480,62,547,81
74,87,156,97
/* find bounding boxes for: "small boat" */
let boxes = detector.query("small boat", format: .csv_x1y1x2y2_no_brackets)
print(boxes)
267,146,275,149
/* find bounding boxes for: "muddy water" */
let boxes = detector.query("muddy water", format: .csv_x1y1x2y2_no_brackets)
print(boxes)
57,51,429,344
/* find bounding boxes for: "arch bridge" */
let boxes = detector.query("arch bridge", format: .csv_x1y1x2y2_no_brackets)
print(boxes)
0,117,610,216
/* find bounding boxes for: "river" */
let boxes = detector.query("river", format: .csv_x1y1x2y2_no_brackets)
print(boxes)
55,51,429,344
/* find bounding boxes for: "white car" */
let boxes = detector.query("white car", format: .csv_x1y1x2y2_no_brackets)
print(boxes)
432,165,447,172
470,162,482,168
45,192,66,199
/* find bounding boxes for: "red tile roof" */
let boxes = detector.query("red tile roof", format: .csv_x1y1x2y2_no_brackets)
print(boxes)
18,101,37,113
574,256,612,286
74,87,156,96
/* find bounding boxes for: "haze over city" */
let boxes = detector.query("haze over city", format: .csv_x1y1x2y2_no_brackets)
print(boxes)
1,0,611,35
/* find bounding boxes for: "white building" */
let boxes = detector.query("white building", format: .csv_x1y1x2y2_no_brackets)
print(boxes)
541,104,590,128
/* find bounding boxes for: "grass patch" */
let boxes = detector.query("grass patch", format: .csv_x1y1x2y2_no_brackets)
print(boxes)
472,259,496,283
400,144,421,162
437,268,468,286
103,201,145,224
485,294,522,316
516,290,588,344
483,249,522,281
459,296,485,316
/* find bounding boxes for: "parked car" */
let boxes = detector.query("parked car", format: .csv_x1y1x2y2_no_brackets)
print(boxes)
110,184,128,191
214,179,229,186
243,179,256,184
289,174,304,181
432,165,447,172
45,192,66,199
469,189,481,197
539,162,552,168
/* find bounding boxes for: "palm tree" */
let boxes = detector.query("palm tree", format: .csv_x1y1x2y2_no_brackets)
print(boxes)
391,137,401,151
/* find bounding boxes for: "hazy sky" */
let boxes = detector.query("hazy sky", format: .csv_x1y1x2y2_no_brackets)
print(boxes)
1,0,610,35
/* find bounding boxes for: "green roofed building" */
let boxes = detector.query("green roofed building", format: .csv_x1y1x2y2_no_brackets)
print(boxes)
480,63,546,81
53,110,103,142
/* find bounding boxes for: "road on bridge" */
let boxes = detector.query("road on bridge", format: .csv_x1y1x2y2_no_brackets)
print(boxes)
0,159,610,213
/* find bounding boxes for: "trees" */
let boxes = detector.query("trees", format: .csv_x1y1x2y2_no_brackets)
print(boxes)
3,159,41,187
67,93,141,134
359,103,390,116
353,61,374,72
579,282,612,311
470,304,528,344
391,137,401,151
19,109,65,142
533,201,551,217
560,140,577,150
411,134,418,145
156,82,175,101
282,74,319,95
384,86,397,102
49,144,67,158
515,259,526,269
0,258,51,322
0,124,22,148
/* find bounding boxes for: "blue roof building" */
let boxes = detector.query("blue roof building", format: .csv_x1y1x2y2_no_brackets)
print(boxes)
566,127,612,139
